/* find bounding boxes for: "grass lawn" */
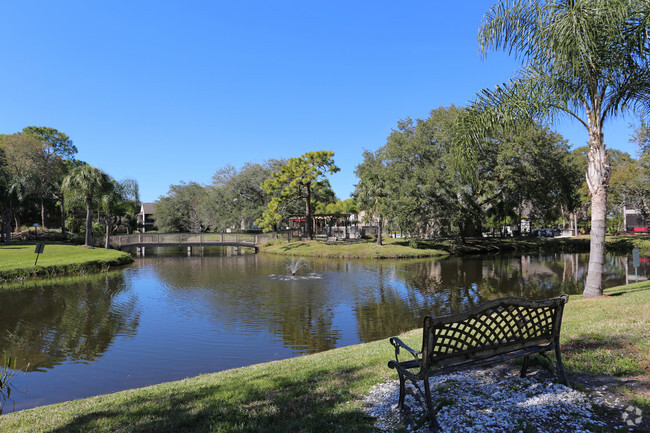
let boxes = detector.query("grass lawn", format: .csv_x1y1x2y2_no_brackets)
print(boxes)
260,237,449,259
259,235,595,259
1,282,648,432
260,234,650,259
0,243,133,285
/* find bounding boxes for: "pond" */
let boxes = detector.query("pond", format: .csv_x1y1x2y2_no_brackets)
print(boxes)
0,248,647,412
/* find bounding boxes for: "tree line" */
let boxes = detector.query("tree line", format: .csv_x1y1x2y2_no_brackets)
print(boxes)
153,151,348,236
0,127,140,246
153,108,650,246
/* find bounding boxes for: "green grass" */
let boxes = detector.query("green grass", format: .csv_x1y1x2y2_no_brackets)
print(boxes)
260,234,650,259
259,235,595,259
561,282,650,377
0,243,133,285
605,234,650,255
1,282,648,432
261,237,450,259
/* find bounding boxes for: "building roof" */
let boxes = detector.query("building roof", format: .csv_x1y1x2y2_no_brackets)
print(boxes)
141,202,157,215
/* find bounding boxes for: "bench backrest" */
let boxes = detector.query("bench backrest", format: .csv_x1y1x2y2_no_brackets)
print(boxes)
421,295,568,370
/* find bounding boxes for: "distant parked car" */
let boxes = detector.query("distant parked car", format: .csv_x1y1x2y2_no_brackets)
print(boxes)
532,228,558,237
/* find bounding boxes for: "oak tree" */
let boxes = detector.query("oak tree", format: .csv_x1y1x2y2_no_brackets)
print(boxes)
258,151,339,239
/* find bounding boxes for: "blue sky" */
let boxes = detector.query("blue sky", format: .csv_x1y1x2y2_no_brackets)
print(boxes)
1,1,642,202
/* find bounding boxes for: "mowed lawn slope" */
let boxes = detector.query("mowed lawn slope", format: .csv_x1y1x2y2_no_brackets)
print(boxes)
0,244,133,283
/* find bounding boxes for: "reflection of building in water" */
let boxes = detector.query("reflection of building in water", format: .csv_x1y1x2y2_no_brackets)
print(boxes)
519,255,568,280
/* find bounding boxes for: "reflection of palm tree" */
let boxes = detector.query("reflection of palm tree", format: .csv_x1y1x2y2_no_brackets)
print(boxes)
0,273,140,371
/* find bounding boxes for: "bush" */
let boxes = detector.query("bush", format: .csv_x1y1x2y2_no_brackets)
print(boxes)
65,217,83,234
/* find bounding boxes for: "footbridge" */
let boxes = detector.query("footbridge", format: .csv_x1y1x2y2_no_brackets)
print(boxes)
108,232,277,253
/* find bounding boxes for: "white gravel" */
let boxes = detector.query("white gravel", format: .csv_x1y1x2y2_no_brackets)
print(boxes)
362,366,632,432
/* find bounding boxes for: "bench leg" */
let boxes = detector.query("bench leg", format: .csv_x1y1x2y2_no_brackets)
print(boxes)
423,376,441,432
397,372,406,409
520,355,530,378
554,344,570,386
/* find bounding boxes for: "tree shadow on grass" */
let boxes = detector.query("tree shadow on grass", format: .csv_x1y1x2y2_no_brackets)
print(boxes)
607,285,650,296
277,242,311,253
46,366,380,433
563,334,647,377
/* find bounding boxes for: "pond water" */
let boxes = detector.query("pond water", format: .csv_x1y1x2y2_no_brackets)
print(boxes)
0,248,647,412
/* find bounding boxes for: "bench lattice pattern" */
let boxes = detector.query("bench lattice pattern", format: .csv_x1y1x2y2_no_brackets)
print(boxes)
428,304,556,361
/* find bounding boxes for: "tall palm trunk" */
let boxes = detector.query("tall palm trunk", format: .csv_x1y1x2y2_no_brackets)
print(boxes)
60,201,66,236
305,183,313,240
585,186,607,297
583,127,610,298
41,199,46,228
104,216,111,249
59,192,66,236
85,197,93,247
376,216,383,246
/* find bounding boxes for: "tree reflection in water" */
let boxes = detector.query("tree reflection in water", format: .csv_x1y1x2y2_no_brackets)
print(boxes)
141,254,343,353
0,272,140,372
140,252,643,354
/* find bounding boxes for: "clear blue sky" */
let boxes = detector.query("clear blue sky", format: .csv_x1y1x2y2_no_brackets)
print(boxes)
1,1,642,203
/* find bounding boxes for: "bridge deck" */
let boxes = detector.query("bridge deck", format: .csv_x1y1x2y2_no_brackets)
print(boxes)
107,233,277,252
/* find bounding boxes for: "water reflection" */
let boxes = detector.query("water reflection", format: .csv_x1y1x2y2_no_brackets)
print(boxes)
400,253,630,303
0,272,140,372
143,255,344,353
136,252,645,350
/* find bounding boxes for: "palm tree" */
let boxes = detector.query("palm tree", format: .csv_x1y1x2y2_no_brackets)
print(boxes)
463,0,650,297
62,164,111,247
100,178,140,248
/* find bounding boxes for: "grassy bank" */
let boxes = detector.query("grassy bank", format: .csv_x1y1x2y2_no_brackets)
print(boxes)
260,235,595,258
260,234,650,259
2,283,648,432
0,243,133,285
606,235,650,255
260,237,449,259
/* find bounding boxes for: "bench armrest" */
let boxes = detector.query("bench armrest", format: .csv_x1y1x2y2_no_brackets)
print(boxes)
389,337,421,361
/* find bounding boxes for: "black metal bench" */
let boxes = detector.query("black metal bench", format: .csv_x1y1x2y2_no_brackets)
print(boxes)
388,295,570,430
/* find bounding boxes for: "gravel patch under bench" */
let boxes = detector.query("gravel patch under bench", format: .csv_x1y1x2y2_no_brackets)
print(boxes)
363,366,632,433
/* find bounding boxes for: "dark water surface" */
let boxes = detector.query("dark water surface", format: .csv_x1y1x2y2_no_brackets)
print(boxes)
1,249,647,412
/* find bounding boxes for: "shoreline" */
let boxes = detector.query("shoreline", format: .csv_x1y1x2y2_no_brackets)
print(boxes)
0,243,134,287
259,235,597,258
2,234,648,286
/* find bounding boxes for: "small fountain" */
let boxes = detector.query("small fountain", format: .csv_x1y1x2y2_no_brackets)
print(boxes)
286,257,310,276
268,257,322,280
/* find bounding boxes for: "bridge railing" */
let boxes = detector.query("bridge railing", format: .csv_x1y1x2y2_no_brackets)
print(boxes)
106,232,278,249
